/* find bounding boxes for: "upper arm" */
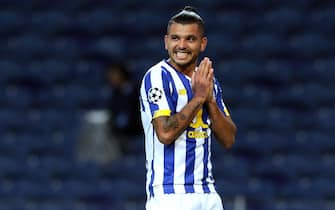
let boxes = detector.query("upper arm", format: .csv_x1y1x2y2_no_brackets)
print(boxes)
140,68,178,143
141,68,175,120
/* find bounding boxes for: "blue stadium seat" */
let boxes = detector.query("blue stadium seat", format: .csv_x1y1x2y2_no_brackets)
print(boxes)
88,36,127,59
267,108,295,131
1,88,32,110
252,154,297,181
264,60,292,88
286,155,322,178
0,132,31,158
289,32,333,57
312,178,335,198
314,58,335,83
0,60,21,84
263,7,304,34
126,135,145,155
1,1,335,209
317,108,335,131
278,178,322,200
32,11,73,35
214,155,250,181
34,86,76,109
56,178,97,199
217,59,264,85
246,178,275,203
308,7,335,34
8,180,46,199
214,11,246,35
71,161,102,181
75,9,123,35
0,201,24,210
123,10,167,35
0,11,25,35
33,156,73,178
0,156,25,180
26,110,72,133
0,109,28,132
302,84,333,110
138,0,187,11
7,34,48,59
321,154,335,179
233,132,259,156
129,36,165,60
240,32,285,58
315,132,333,153
274,199,326,210
271,84,315,110
102,156,145,181
233,107,271,130
207,33,238,59
215,178,247,197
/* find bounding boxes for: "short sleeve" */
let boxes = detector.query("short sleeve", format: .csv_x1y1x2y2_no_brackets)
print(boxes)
141,67,174,120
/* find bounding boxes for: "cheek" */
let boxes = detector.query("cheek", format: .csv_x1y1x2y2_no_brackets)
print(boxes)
164,39,170,50
190,46,202,54
166,44,176,53
165,41,171,50
166,45,172,52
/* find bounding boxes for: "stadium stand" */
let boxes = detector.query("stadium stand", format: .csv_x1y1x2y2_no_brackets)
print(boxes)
0,0,334,209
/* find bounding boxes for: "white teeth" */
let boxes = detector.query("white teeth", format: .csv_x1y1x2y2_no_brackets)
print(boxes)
176,52,188,59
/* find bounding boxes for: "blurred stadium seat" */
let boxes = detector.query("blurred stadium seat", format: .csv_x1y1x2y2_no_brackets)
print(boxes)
0,0,334,209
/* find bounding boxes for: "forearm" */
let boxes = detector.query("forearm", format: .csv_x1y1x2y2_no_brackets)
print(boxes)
206,101,237,148
153,97,204,145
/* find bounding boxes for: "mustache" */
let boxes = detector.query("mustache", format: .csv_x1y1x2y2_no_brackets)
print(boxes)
174,49,190,53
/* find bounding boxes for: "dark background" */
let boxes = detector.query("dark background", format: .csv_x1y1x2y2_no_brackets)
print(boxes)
0,0,334,210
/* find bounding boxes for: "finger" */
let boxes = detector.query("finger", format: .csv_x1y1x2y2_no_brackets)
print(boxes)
204,60,212,79
208,59,212,71
197,59,205,77
207,68,214,81
201,58,209,77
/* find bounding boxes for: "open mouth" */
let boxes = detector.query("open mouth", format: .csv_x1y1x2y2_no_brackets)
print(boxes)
175,51,189,59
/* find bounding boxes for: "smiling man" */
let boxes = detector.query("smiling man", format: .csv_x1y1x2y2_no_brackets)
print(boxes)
139,6,237,210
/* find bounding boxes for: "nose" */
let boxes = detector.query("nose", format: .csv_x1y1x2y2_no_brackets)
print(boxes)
177,39,187,49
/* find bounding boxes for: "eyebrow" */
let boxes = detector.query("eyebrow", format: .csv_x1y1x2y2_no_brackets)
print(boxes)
169,34,198,39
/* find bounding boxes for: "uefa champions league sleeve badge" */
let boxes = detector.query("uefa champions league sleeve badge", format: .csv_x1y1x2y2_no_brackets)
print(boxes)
148,87,163,104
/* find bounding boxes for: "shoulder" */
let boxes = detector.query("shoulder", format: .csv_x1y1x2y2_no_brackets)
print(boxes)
142,60,174,82
213,76,222,85
213,77,224,93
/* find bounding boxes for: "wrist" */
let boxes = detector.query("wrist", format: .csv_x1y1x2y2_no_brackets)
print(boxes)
193,96,206,105
206,98,216,105
205,99,218,110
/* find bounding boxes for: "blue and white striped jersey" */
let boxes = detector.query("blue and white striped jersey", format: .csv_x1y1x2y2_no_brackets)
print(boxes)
140,60,230,198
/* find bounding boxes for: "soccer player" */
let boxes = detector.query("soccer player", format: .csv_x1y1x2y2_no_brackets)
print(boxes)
139,6,237,210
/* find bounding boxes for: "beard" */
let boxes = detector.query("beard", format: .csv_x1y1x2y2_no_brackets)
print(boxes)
169,50,199,69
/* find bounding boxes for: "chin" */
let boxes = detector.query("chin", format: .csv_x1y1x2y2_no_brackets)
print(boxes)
176,62,192,69
173,58,192,67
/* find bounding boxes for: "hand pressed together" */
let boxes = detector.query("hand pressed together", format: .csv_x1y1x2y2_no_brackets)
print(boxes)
192,57,214,104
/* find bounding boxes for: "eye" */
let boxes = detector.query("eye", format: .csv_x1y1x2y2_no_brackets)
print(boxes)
187,36,197,42
170,35,179,41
